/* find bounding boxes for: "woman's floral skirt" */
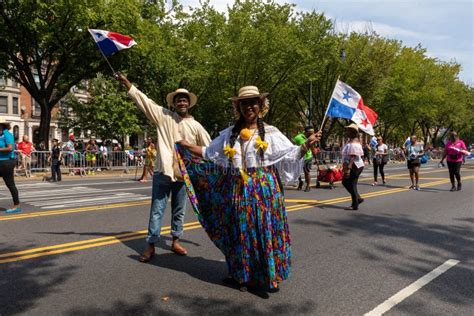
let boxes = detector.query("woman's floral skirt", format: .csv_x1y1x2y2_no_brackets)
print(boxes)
176,145,291,288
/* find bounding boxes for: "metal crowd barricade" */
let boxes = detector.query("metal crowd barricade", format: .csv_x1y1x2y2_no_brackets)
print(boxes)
14,150,145,176
314,150,342,164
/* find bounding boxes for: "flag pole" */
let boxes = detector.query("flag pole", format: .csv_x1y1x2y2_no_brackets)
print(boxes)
96,46,117,75
318,76,340,132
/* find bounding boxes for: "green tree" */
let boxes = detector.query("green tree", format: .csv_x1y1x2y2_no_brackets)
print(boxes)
60,73,145,141
0,0,142,147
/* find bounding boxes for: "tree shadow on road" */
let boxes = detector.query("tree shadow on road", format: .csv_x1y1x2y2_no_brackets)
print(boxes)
293,213,474,306
66,292,316,315
0,243,77,315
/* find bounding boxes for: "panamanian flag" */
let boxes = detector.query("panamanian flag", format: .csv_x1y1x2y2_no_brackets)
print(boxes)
88,29,137,56
326,80,378,135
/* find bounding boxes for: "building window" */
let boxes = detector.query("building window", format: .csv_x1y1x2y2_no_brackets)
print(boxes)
13,126,19,140
32,97,41,116
12,97,18,115
0,96,7,113
0,77,5,86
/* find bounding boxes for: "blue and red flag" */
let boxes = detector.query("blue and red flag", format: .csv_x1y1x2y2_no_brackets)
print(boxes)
88,29,137,56
326,80,378,135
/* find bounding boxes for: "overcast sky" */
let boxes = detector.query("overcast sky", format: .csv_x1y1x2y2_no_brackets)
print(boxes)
180,0,473,85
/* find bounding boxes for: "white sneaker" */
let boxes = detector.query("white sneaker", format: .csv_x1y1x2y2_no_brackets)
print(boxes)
372,182,377,186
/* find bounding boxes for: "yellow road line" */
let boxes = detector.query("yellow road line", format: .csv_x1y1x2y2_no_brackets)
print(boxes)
2,176,472,264
0,223,204,264
3,168,472,222
287,175,474,207
0,201,150,221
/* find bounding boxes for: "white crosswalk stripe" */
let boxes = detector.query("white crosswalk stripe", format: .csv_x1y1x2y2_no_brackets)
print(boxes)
0,182,149,210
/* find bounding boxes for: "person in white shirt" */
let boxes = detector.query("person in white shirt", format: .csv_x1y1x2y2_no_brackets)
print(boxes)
116,73,211,263
372,136,388,186
341,124,365,210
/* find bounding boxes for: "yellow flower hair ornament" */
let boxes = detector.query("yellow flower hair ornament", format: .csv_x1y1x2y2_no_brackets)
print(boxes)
223,145,237,159
255,136,268,153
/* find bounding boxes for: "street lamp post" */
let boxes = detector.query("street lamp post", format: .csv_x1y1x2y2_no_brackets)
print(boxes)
308,80,313,127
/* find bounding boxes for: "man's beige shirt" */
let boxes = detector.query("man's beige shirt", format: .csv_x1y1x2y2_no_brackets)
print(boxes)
128,85,211,182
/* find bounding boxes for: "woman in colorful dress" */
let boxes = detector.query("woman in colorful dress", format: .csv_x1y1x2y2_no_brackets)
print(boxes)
177,86,320,293
440,131,468,191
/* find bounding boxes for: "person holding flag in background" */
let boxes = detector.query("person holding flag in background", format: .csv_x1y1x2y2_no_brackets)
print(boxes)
319,79,378,210
341,123,365,210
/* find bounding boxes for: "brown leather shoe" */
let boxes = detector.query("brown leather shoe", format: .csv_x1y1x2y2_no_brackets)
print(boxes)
139,244,155,263
171,241,188,256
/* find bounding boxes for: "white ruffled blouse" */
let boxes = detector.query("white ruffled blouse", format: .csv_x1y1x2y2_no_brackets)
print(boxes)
202,125,304,184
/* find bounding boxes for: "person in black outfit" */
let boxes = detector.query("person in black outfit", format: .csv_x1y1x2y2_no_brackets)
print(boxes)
50,138,62,182
372,136,388,186
341,124,365,211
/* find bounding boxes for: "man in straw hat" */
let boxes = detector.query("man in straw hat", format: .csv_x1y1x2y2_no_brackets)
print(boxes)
0,118,21,213
116,73,211,262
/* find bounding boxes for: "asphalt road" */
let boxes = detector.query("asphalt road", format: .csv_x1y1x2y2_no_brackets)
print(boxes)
1,162,473,315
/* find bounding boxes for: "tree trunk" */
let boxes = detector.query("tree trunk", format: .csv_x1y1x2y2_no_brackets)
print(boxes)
432,127,440,147
38,106,52,150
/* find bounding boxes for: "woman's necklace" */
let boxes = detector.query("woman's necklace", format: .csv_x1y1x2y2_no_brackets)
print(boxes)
239,128,257,182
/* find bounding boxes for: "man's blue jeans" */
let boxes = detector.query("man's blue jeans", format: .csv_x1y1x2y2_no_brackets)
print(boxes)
146,172,187,244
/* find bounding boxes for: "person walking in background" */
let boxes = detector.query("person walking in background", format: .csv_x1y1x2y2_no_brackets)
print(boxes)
116,73,211,262
0,118,21,214
341,124,365,211
404,135,424,190
372,136,388,186
294,126,316,192
440,131,468,191
49,138,62,182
